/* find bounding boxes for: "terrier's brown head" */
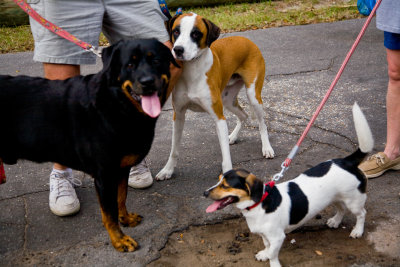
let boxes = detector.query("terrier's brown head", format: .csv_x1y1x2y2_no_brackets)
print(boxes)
204,169,263,212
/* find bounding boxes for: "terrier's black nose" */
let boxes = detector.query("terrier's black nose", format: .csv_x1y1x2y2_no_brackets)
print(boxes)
203,190,209,197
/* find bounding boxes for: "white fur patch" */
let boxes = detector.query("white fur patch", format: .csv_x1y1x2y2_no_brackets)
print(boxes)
352,102,374,153
172,14,203,61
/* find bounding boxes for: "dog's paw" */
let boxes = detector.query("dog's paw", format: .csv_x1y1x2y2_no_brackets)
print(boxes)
113,235,139,252
155,168,174,180
119,213,143,227
229,133,238,145
349,228,363,238
327,217,340,228
255,250,269,261
263,146,275,159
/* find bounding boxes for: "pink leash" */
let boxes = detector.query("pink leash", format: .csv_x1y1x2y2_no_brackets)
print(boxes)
272,0,383,182
13,0,102,57
0,160,5,184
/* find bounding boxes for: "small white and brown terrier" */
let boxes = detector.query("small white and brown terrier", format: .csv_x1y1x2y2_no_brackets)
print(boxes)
204,103,373,267
156,13,274,180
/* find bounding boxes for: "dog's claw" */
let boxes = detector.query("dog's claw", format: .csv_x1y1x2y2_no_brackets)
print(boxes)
155,168,174,180
113,235,138,252
349,228,363,238
119,213,142,227
327,217,340,228
263,146,275,158
255,249,269,261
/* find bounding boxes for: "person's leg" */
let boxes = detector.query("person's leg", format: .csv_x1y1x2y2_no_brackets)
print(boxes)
384,48,400,160
44,63,82,216
43,63,80,81
28,0,104,214
44,64,79,184
359,45,400,178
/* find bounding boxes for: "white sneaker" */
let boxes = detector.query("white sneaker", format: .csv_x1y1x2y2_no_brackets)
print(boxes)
128,159,153,189
49,169,81,216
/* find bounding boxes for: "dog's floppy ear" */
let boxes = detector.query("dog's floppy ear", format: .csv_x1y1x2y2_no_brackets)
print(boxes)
202,18,220,47
101,40,124,84
165,14,181,41
167,48,181,68
156,41,181,69
244,172,263,201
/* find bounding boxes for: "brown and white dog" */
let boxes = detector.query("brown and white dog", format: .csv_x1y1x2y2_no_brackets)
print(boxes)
204,103,373,267
156,13,274,180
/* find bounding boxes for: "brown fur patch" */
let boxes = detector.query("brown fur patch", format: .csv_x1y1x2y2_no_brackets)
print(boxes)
120,154,140,168
99,178,139,252
121,81,136,102
117,178,142,227
244,173,258,195
205,36,265,117
170,13,194,43
208,176,250,202
99,207,138,252
194,16,209,49
121,80,144,111
161,74,169,86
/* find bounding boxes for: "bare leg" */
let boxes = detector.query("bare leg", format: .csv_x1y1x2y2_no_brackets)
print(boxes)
44,63,80,171
384,49,400,160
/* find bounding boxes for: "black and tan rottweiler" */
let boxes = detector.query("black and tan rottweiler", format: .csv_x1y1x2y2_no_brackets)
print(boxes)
0,39,179,252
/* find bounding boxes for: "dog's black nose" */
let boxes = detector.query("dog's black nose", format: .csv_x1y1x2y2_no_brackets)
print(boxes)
203,190,209,197
139,75,155,86
173,46,184,57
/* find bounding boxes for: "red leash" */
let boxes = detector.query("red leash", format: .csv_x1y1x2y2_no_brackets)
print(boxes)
13,0,101,57
272,0,383,182
0,160,6,184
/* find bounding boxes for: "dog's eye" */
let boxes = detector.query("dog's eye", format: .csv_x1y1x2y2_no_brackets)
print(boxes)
191,30,202,40
127,63,133,69
172,29,180,38
221,184,229,189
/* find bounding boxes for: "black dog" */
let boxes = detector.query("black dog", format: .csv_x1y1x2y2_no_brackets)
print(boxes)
0,39,179,252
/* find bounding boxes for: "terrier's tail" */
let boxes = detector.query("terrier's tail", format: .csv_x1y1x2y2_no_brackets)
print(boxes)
352,102,374,153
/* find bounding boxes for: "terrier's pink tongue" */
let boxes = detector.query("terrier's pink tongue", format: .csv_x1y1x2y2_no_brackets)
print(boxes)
206,200,223,213
141,92,161,118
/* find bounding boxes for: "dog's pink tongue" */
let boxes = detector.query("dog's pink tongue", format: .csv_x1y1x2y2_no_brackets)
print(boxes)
141,92,161,118
206,200,223,213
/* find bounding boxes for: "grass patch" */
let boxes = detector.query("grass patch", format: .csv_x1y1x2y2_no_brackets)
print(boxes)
0,0,363,54
0,25,34,54
189,0,362,32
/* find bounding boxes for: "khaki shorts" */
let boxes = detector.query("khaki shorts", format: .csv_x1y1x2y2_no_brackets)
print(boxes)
28,0,170,65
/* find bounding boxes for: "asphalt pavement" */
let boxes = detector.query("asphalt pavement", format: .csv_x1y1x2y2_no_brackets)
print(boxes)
0,18,399,266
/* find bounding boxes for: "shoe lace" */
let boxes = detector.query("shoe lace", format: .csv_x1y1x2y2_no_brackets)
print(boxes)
130,160,149,176
52,173,82,199
368,154,386,166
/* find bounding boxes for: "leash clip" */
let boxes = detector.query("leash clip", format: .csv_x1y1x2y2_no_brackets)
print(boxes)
272,162,289,182
89,46,102,58
271,145,299,182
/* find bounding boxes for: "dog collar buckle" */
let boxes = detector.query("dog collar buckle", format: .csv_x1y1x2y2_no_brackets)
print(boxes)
246,181,275,211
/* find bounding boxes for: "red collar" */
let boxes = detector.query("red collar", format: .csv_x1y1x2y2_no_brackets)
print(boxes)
246,181,275,211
